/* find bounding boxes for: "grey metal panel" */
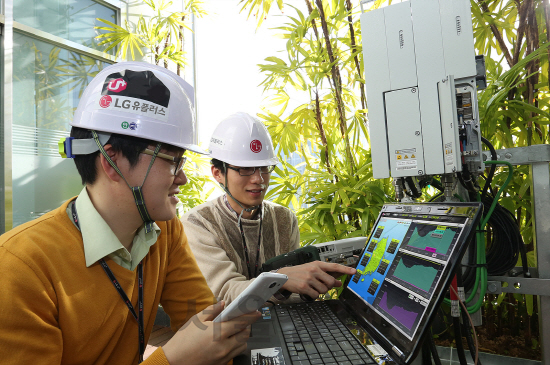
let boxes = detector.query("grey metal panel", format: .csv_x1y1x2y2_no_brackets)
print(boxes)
383,2,418,91
361,9,391,178
531,162,550,364
384,87,424,177
438,0,477,79
410,0,446,175
482,145,550,165
487,277,550,296
3,0,13,232
437,76,460,174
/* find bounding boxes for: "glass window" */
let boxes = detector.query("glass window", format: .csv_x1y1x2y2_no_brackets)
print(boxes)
14,0,116,52
12,32,111,226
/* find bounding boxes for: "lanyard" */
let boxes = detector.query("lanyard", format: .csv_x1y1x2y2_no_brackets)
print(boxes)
239,211,263,279
223,196,263,279
99,259,145,363
70,201,145,363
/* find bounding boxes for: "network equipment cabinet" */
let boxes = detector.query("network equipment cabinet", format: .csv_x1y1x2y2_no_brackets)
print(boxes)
361,0,485,179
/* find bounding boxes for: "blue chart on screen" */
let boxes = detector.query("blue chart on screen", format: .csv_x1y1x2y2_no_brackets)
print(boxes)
348,218,411,304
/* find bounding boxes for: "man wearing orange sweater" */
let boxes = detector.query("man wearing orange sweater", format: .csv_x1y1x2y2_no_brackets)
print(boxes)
0,62,259,364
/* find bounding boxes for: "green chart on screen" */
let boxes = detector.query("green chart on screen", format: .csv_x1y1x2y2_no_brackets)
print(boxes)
406,224,457,254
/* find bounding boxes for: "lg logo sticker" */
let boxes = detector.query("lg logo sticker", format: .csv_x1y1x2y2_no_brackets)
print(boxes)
99,95,112,108
107,78,127,93
250,140,262,153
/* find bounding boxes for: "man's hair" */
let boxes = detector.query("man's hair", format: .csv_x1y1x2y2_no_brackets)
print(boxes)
211,158,226,174
71,127,155,185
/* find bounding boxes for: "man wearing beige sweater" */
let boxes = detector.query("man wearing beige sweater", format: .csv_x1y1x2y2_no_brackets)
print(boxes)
182,113,355,304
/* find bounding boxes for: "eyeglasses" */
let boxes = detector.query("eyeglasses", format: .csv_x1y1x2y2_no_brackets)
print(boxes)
142,149,187,176
226,165,276,176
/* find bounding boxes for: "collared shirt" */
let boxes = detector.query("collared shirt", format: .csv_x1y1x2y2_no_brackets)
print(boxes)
67,187,160,270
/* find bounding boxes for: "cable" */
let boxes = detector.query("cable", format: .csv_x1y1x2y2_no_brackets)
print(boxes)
422,337,432,365
451,285,479,365
429,329,443,365
482,194,529,277
429,191,444,202
480,137,497,201
457,268,481,365
453,317,468,365
443,161,514,313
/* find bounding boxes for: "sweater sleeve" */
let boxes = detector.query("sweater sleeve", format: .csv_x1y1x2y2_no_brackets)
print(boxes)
182,216,255,305
159,219,217,332
0,247,63,364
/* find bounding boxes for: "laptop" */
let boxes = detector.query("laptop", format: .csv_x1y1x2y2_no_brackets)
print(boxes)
234,202,483,365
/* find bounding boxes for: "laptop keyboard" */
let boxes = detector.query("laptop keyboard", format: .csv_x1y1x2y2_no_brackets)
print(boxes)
275,302,377,365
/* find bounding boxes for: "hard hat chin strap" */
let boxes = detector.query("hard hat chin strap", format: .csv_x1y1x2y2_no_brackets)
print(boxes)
92,130,161,233
220,162,261,225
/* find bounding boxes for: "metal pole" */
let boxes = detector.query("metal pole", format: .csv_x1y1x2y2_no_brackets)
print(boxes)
531,161,550,363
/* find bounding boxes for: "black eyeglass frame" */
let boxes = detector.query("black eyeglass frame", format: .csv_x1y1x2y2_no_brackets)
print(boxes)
142,148,187,176
226,164,276,176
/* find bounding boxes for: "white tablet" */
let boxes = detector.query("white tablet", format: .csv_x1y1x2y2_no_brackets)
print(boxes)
214,272,288,322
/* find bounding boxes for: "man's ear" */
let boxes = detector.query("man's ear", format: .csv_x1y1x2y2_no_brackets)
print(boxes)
98,144,122,182
211,165,224,184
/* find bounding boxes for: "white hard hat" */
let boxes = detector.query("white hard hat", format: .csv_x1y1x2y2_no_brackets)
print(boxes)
71,61,206,154
209,112,279,167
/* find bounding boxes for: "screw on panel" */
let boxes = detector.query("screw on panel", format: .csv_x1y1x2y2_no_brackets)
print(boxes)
415,131,420,136
505,152,512,159
411,88,416,93
488,283,498,293
418,170,424,175
452,167,456,172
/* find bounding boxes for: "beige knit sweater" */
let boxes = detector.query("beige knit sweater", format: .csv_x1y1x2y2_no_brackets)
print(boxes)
181,196,300,304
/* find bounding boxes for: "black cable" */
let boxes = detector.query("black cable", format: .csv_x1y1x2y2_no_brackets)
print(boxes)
453,316,468,365
481,194,528,276
405,177,423,199
429,192,444,202
421,337,432,365
457,270,481,365
462,312,481,365
431,178,444,192
480,137,497,201
479,175,497,197
461,237,478,292
429,329,443,365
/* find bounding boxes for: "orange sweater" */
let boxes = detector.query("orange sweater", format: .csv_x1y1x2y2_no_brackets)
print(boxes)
0,198,215,364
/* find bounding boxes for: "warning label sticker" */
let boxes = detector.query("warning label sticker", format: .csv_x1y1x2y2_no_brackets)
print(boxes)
445,142,454,165
395,148,416,154
396,160,417,170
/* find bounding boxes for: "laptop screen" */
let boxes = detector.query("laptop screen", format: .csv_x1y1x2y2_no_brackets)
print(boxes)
341,202,482,363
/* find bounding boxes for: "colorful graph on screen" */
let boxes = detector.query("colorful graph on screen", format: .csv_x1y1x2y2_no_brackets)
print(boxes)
374,282,426,335
388,253,443,298
347,218,411,304
403,223,460,260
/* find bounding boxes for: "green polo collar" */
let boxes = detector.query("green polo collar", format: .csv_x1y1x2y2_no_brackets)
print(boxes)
69,187,160,271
